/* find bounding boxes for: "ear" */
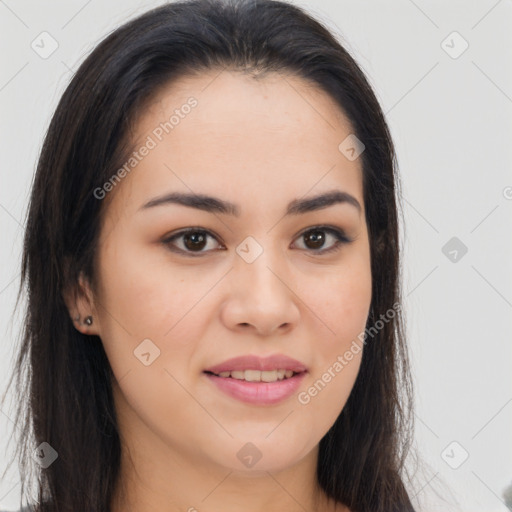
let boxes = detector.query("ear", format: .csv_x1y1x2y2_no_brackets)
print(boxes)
62,270,100,336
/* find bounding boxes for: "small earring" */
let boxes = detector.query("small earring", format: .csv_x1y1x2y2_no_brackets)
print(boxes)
84,316,93,326
73,314,80,322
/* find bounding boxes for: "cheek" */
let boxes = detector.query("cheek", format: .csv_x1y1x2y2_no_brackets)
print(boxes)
95,235,203,339
296,263,371,430
307,262,372,348
94,243,205,435
93,236,211,389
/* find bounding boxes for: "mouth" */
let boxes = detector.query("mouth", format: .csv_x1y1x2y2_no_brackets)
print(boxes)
203,368,306,382
203,353,308,404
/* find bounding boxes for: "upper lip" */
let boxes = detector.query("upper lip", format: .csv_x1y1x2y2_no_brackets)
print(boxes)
205,354,308,374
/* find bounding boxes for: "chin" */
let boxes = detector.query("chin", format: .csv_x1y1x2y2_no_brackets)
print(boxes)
215,437,313,474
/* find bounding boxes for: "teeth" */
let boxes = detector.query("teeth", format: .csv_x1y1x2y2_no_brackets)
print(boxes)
215,369,297,382
245,370,262,382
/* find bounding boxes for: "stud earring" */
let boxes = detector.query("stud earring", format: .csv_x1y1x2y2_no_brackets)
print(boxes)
84,316,93,326
74,314,80,322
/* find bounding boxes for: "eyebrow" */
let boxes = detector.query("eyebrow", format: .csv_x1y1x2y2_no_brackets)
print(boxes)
139,189,362,216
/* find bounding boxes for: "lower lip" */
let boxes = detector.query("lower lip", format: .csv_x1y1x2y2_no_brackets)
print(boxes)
204,372,307,405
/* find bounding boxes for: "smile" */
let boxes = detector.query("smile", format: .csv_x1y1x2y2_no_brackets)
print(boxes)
206,369,299,382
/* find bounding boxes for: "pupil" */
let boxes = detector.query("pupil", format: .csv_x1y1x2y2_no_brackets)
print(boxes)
305,231,324,249
184,232,206,251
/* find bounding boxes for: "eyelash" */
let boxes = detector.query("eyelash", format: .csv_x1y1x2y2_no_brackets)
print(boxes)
161,225,353,257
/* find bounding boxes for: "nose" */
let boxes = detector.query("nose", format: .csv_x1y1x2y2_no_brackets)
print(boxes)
220,250,300,337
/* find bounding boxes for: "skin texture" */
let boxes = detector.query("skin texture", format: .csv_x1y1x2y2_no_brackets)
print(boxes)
66,69,372,512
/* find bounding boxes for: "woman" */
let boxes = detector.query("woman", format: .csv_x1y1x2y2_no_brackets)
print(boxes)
1,0,416,510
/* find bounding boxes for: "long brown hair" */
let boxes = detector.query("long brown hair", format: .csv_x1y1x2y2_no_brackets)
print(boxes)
1,1,416,510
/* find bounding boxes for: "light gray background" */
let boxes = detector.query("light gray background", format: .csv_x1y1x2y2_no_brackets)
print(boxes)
1,1,511,511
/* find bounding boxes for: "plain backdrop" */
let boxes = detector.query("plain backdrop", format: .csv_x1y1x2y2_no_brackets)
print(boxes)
1,1,511,511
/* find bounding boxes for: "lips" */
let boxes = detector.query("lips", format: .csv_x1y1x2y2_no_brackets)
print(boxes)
203,354,308,405
204,354,308,375
204,371,307,405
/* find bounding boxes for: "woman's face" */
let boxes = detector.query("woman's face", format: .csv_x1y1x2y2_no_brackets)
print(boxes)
86,70,372,475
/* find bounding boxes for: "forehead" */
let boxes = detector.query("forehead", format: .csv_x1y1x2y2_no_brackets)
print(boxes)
110,69,364,218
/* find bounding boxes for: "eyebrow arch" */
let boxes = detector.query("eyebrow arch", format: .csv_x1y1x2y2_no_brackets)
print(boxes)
139,189,362,216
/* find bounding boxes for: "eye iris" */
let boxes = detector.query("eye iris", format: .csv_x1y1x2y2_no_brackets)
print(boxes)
304,230,325,249
184,232,207,251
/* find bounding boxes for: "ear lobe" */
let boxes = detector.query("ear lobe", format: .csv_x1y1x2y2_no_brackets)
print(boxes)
62,270,99,335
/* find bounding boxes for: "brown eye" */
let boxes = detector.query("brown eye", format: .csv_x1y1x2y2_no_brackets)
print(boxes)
162,225,352,257
182,231,207,251
293,226,352,254
303,230,326,249
163,228,223,256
